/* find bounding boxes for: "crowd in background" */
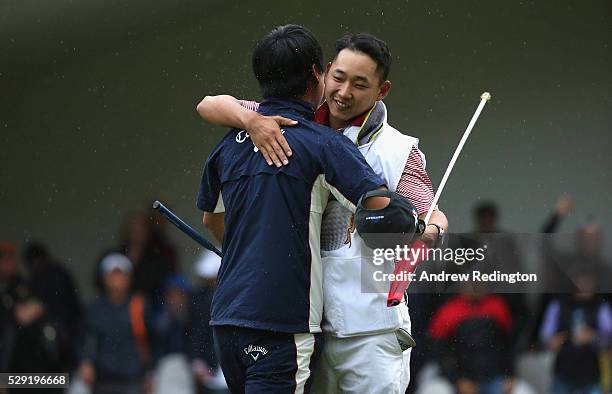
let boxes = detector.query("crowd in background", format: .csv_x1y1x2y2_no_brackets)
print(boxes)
409,195,611,394
1,195,610,394
0,204,227,394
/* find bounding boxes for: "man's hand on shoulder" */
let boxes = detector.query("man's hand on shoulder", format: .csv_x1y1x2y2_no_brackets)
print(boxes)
195,94,297,167
245,113,297,167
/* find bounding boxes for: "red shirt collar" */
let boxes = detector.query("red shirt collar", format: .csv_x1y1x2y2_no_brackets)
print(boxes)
314,102,370,129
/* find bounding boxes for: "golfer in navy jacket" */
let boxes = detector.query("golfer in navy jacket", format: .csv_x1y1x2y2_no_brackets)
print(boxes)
196,25,386,393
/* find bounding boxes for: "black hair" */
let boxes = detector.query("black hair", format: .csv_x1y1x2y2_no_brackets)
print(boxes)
333,33,392,83
252,24,324,99
474,201,499,219
23,241,49,263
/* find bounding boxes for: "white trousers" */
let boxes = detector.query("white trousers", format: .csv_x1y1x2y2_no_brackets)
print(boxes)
311,331,411,394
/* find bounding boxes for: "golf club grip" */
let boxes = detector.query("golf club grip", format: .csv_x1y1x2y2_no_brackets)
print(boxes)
387,239,428,306
152,200,223,257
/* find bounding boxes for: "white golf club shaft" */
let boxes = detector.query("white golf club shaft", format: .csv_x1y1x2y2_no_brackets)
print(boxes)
423,92,491,225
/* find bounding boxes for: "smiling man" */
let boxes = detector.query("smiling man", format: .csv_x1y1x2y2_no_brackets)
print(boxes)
322,41,390,128
197,33,448,393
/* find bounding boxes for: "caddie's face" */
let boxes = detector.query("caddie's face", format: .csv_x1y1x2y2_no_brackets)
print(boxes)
325,49,390,125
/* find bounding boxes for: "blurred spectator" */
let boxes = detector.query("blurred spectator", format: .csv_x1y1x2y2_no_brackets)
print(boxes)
154,274,191,357
146,201,179,273
541,195,611,293
189,250,228,394
539,195,580,292
1,241,69,392
531,195,612,349
525,195,578,350
119,212,175,309
472,202,530,350
473,201,499,234
0,241,20,371
540,270,611,393
151,274,195,394
79,252,154,394
428,281,519,394
23,241,81,367
409,202,530,393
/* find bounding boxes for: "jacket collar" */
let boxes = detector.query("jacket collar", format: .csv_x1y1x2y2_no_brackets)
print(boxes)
315,101,388,146
314,102,370,129
258,97,315,121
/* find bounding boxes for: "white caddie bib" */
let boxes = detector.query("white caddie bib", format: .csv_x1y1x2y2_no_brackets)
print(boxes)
320,102,423,337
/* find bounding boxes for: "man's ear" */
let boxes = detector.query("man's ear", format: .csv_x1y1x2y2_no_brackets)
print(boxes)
311,64,323,82
325,61,332,76
377,80,391,101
